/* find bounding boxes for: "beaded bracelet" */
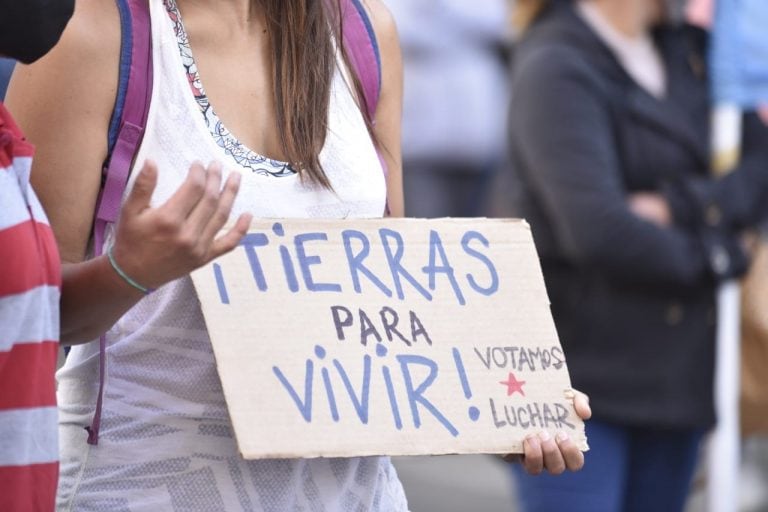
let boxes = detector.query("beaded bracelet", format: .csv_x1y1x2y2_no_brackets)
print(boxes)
107,246,154,295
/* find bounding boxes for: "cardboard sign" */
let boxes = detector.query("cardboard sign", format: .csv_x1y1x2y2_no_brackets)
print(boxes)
191,218,587,459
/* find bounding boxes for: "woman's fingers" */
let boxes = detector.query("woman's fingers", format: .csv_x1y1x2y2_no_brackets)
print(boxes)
539,431,567,475
522,435,544,475
514,430,584,475
200,170,242,245
627,192,672,227
185,161,224,233
572,390,592,420
557,432,585,471
122,160,159,218
159,162,243,265
162,161,208,222
210,213,252,260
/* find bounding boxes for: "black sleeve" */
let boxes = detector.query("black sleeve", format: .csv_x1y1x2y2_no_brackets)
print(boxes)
0,0,74,64
664,112,768,231
510,45,748,287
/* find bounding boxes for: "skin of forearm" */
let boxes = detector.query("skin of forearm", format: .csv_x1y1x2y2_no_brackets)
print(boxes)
59,257,145,345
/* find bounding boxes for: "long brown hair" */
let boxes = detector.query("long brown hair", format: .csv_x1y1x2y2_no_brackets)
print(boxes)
513,0,550,33
262,0,374,189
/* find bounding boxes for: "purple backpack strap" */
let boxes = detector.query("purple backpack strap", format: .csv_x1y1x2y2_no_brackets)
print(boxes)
87,0,153,446
339,0,389,211
340,0,381,124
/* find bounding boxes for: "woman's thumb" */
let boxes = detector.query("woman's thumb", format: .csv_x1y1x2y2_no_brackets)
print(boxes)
122,160,158,215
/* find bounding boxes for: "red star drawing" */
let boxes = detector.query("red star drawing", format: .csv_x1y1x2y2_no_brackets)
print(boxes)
499,372,526,397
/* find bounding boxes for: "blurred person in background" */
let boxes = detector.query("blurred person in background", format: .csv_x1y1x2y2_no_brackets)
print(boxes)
507,0,768,510
388,0,510,218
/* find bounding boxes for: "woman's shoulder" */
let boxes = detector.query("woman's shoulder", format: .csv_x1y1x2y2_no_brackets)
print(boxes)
360,0,399,57
360,0,395,34
43,0,121,75
4,0,123,263
7,0,121,128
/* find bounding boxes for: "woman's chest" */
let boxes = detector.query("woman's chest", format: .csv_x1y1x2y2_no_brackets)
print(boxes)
608,84,710,191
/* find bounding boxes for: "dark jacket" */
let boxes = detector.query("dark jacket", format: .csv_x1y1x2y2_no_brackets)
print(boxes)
509,0,768,428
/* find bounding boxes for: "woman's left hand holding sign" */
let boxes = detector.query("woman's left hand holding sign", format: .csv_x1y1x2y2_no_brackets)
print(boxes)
503,389,591,475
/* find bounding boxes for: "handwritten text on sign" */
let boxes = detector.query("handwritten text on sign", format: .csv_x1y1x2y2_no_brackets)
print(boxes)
191,218,587,459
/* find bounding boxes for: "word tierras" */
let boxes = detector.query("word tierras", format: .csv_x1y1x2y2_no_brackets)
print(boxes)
474,346,565,372
230,223,498,305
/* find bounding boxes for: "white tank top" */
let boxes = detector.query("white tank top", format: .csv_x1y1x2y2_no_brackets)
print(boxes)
56,1,408,510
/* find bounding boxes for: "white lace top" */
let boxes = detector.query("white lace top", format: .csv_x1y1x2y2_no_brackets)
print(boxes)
55,0,408,510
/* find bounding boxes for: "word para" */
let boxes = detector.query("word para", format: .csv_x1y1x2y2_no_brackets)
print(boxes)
330,305,432,346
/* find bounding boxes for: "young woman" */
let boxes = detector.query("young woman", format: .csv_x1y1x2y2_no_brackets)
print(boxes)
7,0,588,509
508,0,768,510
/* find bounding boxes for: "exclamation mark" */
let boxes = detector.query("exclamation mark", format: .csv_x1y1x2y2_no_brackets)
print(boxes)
452,348,480,422
213,263,230,305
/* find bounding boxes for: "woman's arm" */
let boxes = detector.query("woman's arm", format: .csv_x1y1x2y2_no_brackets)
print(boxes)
6,0,250,344
58,160,250,344
6,0,119,263
366,0,405,217
663,112,768,231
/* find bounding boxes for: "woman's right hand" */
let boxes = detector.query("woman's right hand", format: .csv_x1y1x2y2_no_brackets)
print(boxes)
627,192,672,228
110,159,252,291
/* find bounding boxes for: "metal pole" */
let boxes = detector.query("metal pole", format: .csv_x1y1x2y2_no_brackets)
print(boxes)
707,103,742,512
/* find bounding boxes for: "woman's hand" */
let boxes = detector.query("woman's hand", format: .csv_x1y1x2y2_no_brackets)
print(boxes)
628,192,672,228
110,159,252,291
503,389,591,475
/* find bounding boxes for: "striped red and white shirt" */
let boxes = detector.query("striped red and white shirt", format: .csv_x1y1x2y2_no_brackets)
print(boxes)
0,102,61,512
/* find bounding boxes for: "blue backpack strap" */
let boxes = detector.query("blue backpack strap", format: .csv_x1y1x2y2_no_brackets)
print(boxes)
106,0,134,153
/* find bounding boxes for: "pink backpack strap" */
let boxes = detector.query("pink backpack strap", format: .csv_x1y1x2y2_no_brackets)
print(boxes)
340,0,381,123
339,0,389,211
87,0,153,446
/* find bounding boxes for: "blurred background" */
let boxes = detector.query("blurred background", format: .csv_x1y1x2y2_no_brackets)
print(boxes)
2,0,767,510
384,0,768,510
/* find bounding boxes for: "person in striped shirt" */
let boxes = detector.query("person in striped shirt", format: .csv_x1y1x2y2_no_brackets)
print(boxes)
0,95,62,512
1,4,76,509
0,3,251,510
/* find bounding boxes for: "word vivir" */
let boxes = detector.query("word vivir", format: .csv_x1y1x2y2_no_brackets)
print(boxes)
272,345,480,437
214,223,499,306
475,346,565,372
